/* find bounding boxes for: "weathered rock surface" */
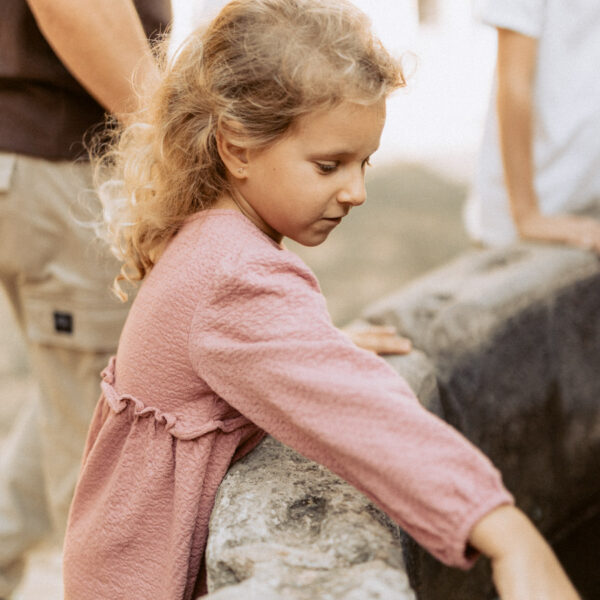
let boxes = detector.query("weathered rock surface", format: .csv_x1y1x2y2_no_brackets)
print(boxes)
365,242,600,599
206,436,417,599
206,242,600,600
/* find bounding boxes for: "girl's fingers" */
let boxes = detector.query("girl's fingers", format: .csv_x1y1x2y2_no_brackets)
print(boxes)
345,327,412,355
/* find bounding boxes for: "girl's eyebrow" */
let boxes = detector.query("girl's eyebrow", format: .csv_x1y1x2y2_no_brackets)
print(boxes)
308,146,380,160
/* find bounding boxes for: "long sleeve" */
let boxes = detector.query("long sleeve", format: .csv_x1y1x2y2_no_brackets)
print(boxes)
188,249,513,568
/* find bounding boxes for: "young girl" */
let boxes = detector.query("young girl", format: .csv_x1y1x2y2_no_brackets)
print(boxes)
63,1,579,598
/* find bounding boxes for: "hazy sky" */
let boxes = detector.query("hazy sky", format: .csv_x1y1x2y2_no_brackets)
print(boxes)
171,0,418,52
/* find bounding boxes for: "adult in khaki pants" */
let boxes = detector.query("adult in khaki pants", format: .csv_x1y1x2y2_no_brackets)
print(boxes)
0,1,171,596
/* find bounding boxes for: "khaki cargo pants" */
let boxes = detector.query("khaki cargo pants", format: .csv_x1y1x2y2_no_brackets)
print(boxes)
0,153,130,596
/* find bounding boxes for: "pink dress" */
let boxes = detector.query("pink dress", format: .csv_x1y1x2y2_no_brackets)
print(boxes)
63,210,512,599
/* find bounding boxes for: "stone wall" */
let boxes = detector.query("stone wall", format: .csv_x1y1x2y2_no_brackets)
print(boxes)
204,242,600,599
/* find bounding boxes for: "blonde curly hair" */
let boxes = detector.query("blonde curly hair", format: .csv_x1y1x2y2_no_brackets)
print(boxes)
97,0,405,298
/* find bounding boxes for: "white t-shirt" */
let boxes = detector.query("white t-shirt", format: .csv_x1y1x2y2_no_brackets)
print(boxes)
465,0,600,245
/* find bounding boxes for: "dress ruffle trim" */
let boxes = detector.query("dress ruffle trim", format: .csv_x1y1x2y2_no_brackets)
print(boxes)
100,357,252,441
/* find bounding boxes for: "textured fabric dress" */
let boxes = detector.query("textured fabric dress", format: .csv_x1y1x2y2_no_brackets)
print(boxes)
63,210,513,599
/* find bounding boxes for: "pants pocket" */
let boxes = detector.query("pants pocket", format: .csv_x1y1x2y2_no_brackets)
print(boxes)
22,293,128,353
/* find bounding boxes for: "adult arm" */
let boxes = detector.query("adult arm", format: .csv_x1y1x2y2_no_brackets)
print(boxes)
497,27,600,252
25,0,166,117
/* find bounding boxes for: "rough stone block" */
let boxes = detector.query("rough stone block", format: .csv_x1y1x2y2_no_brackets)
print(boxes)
206,436,418,599
364,243,600,599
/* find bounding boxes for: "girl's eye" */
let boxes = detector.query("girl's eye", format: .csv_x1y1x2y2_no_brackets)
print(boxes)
316,162,338,174
362,157,372,170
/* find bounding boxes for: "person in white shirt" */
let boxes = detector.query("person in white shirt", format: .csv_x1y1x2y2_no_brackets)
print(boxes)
465,0,600,251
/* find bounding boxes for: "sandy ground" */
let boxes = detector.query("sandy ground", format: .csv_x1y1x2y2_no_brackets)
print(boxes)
0,159,471,598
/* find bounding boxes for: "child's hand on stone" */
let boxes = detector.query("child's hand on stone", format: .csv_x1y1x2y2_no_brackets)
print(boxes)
343,324,412,355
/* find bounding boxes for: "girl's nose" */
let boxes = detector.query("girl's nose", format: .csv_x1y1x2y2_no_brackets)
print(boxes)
337,170,367,207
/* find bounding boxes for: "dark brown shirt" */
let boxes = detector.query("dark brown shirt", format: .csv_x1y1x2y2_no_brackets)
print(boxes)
0,0,171,160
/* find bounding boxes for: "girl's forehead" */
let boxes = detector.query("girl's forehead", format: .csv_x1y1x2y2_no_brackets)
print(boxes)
292,100,386,153
297,100,386,129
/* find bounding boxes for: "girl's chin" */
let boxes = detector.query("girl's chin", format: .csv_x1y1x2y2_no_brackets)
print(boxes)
285,218,342,247
292,232,334,247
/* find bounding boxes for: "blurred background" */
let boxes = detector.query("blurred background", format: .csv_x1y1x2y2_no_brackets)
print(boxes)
0,1,499,597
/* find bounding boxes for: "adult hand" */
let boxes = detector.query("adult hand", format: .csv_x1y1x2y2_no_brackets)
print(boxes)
518,212,600,253
343,324,412,355
469,505,580,600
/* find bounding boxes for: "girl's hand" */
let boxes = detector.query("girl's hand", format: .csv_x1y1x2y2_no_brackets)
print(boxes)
343,324,412,355
469,506,581,600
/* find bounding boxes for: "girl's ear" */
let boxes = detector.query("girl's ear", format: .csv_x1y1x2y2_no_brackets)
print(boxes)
216,127,250,180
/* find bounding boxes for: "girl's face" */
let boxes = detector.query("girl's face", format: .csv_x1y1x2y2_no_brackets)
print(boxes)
229,100,386,246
